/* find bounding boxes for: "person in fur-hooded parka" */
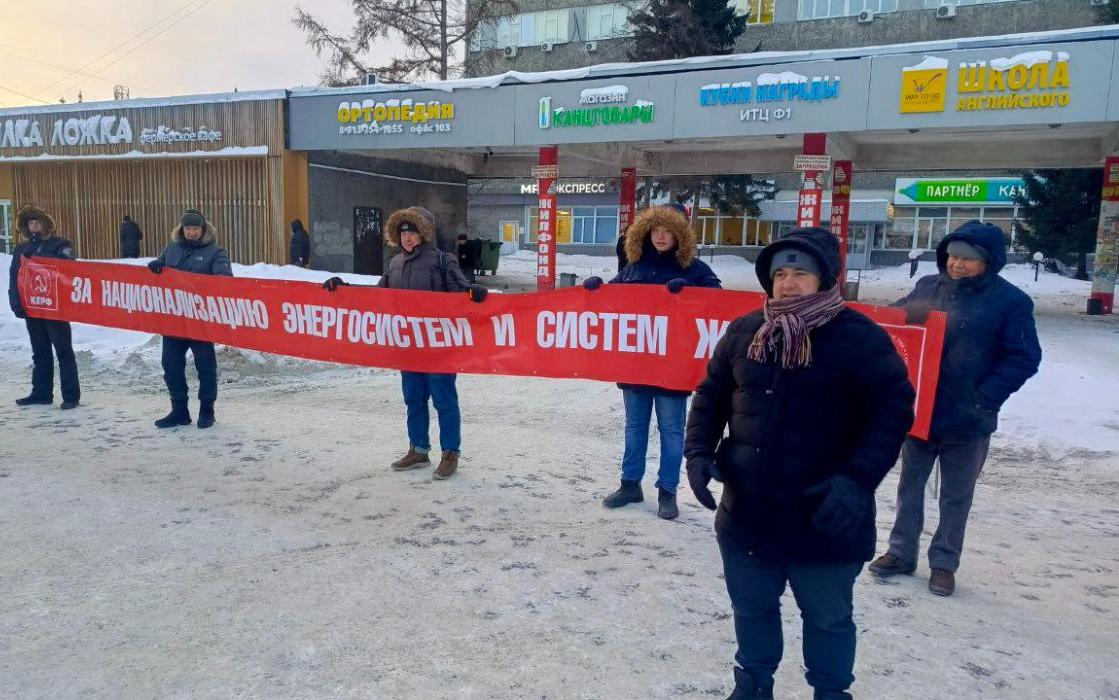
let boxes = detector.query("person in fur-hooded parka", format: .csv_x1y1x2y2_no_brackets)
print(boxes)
9,205,81,409
378,206,469,292
583,205,722,521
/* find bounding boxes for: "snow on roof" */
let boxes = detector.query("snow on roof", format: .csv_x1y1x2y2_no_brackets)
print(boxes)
289,25,1119,98
0,90,287,117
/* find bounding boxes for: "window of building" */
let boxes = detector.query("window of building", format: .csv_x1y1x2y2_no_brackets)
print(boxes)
485,9,570,48
881,205,1019,250
495,15,521,48
797,0,898,20
585,3,633,40
571,206,619,244
923,0,1018,8
733,0,775,24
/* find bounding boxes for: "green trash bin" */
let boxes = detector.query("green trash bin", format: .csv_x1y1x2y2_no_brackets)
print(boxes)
475,239,502,276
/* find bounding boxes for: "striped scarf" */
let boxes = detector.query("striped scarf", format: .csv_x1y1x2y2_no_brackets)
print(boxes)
747,286,846,369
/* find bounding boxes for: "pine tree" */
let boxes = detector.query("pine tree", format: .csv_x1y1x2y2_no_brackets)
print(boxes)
628,0,747,61
1013,169,1102,280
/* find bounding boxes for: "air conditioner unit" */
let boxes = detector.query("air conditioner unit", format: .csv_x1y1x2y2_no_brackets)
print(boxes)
936,4,958,18
503,45,518,58
857,9,875,24
541,42,554,52
585,41,598,53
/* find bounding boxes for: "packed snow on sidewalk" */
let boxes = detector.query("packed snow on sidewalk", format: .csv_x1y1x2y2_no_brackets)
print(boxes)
2,252,1117,699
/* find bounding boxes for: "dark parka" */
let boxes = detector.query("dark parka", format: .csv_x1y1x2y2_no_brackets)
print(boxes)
685,230,916,564
378,207,468,292
155,218,233,276
610,206,722,397
290,219,311,266
894,222,1041,438
119,217,143,258
9,207,74,318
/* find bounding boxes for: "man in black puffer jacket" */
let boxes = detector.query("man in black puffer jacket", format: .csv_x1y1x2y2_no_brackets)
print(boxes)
870,221,1041,597
147,208,232,429
9,206,81,409
685,228,915,700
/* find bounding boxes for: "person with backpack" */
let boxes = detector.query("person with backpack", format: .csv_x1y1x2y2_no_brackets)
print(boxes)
323,206,487,480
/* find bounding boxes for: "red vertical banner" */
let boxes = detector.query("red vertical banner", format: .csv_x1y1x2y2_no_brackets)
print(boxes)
830,160,853,292
534,146,559,291
1090,155,1119,314
796,133,828,229
619,167,637,236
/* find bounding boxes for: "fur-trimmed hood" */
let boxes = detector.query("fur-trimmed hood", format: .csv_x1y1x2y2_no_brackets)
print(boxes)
624,206,696,268
16,206,57,238
385,207,436,248
170,218,218,246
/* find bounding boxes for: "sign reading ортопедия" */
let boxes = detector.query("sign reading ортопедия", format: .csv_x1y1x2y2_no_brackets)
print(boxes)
894,177,1026,205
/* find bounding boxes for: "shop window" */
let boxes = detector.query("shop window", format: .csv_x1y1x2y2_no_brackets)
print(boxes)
721,217,745,246
527,206,573,244
585,4,633,40
885,217,916,250
499,221,519,243
948,207,982,234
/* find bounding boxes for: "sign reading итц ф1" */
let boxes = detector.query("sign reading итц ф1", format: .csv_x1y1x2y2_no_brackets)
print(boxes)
19,259,946,439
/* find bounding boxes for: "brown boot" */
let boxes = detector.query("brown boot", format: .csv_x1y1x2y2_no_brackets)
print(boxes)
929,568,956,597
391,447,430,471
433,451,459,480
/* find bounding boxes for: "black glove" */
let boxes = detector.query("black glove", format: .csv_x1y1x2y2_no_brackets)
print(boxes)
583,276,604,291
13,307,27,319
21,248,33,259
323,276,349,292
468,284,488,303
903,301,931,324
686,456,722,511
806,475,871,541
666,278,687,294
147,259,165,274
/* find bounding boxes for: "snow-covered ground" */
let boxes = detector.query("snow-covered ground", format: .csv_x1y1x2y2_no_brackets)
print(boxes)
1,252,1117,699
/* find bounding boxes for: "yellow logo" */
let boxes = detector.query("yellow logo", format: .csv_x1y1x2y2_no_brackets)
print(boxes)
900,57,948,114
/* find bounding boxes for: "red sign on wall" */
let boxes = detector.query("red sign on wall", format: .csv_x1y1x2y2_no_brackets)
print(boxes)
536,145,559,291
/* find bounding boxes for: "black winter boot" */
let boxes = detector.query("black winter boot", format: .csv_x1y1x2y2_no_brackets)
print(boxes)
814,692,853,700
16,394,52,406
727,667,773,699
155,399,192,428
657,488,679,520
602,479,643,508
197,400,215,429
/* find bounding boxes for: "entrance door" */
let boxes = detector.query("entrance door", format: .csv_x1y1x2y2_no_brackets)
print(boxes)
0,200,11,254
353,206,383,276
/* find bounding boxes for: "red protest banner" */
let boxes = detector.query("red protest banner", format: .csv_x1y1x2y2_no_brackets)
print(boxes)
19,259,944,438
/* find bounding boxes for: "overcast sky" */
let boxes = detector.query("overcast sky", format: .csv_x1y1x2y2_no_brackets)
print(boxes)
0,0,401,108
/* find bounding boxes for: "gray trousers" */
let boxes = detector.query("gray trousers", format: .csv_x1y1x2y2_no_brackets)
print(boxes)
887,434,991,573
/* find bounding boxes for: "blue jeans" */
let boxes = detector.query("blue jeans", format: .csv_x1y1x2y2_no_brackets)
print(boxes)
620,390,686,493
717,532,863,696
401,371,461,453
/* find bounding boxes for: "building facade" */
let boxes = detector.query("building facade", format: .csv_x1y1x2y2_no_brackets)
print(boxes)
464,0,1106,263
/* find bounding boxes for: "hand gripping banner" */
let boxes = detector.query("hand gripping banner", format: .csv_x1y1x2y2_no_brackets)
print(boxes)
19,260,945,438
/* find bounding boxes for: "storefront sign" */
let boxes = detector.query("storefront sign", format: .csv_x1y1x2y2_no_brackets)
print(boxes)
18,259,946,438
536,146,558,291
674,59,871,139
289,88,514,150
894,177,1026,205
1,114,133,149
869,41,1111,130
538,85,655,130
519,181,607,195
336,97,455,136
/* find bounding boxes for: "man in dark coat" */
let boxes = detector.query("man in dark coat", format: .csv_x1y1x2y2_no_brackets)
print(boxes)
119,214,143,258
323,206,487,480
584,204,721,519
870,220,1041,597
9,206,81,409
685,228,915,700
290,219,310,267
146,209,233,429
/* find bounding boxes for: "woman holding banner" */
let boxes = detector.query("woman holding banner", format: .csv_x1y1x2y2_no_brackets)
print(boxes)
583,204,721,520
684,227,915,700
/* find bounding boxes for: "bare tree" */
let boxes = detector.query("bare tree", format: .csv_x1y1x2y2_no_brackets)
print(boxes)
294,0,517,85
